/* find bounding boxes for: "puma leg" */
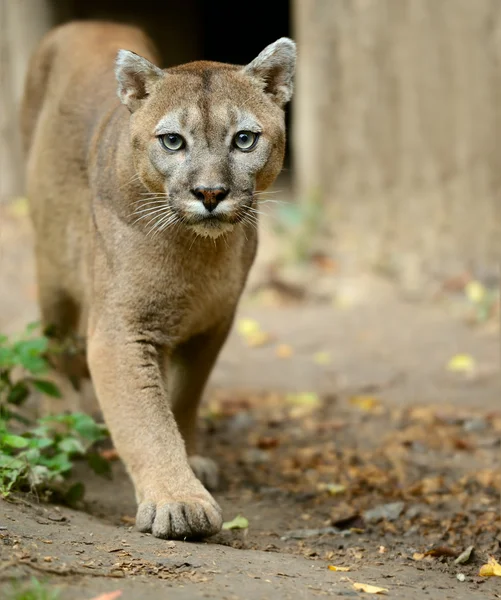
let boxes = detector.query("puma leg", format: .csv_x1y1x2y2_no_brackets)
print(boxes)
169,319,233,491
87,319,222,540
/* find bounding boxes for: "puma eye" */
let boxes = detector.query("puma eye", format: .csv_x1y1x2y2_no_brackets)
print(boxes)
159,133,185,151
233,131,259,151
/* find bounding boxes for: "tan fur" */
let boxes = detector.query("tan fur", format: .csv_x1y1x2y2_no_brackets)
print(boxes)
21,21,295,539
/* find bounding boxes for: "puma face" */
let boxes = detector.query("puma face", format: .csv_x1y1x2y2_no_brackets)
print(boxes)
115,39,296,238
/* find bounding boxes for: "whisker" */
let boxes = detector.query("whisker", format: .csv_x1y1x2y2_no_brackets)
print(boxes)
119,173,142,190
133,210,171,227
132,203,170,215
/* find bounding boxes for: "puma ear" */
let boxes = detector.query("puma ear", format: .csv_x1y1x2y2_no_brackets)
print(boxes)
115,50,164,112
243,38,296,107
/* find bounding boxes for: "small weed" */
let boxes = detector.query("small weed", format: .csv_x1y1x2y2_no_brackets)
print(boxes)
0,323,109,500
6,577,60,600
272,189,324,264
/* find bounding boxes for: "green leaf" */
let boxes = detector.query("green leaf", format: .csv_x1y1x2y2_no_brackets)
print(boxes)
65,481,85,506
19,354,48,375
71,413,107,442
2,434,29,448
0,347,14,368
222,515,249,530
86,452,112,478
15,337,48,355
40,453,73,474
32,379,62,398
28,436,53,450
7,381,30,406
25,322,41,334
0,454,25,469
58,437,85,455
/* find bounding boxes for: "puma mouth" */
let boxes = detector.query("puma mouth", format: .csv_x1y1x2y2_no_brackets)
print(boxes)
189,219,235,239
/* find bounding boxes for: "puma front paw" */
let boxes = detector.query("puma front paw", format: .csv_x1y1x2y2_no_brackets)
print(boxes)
135,486,222,540
189,455,219,491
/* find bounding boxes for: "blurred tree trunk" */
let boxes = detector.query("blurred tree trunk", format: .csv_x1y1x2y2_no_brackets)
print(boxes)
0,0,53,204
293,0,501,286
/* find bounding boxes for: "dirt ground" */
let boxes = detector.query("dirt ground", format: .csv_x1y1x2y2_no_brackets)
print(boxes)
0,197,500,599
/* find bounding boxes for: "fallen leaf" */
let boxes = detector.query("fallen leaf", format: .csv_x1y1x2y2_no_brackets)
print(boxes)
247,331,273,347
424,546,458,558
412,553,425,561
88,592,123,600
236,318,272,347
313,351,331,365
222,515,249,530
349,395,381,412
257,436,279,449
287,392,321,407
465,281,485,304
237,318,260,336
7,196,29,217
328,565,351,572
317,483,346,496
353,582,388,594
479,556,501,577
99,448,119,461
454,546,474,565
276,344,293,358
120,515,135,525
447,354,476,373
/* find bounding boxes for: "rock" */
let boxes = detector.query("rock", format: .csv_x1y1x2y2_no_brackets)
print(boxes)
363,502,405,524
463,418,487,432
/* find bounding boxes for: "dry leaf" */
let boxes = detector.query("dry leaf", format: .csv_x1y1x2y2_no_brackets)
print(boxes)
317,482,346,496
88,592,123,600
247,331,272,347
447,354,476,373
237,318,260,336
99,448,119,461
287,392,321,408
328,565,351,572
276,344,293,358
313,351,331,365
479,556,501,577
353,582,388,594
465,281,485,304
237,318,272,347
120,515,135,525
412,553,425,561
7,197,29,217
454,545,474,565
349,395,381,412
424,546,458,558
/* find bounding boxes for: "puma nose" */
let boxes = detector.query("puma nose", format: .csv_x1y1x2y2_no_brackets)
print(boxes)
191,186,229,212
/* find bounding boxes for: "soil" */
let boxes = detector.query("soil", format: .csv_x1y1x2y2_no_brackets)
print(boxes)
0,198,500,599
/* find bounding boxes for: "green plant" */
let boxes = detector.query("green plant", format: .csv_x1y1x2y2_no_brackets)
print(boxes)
5,577,60,600
0,323,109,500
272,189,324,264
0,324,60,421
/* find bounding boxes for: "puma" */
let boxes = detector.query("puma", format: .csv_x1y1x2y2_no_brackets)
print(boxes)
20,21,295,539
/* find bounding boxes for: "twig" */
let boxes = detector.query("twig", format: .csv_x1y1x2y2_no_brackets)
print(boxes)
0,559,125,579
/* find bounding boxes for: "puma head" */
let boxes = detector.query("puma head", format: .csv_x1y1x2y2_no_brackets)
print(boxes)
115,39,296,238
